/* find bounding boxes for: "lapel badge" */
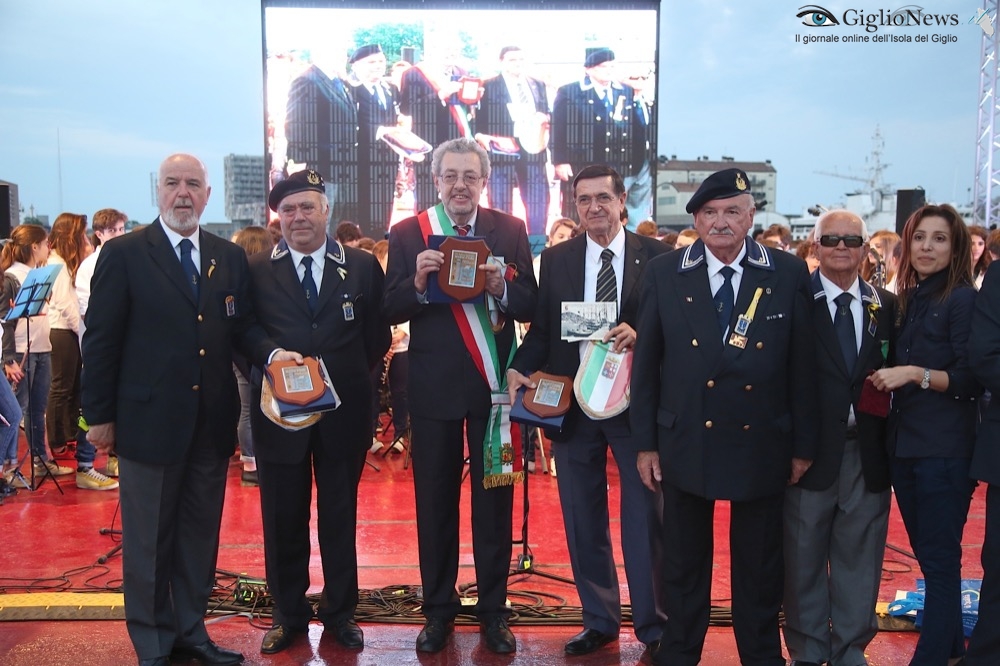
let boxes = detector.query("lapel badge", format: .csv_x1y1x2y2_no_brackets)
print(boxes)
208,259,216,279
337,267,347,280
685,296,693,303
225,294,236,317
728,333,748,349
342,300,355,321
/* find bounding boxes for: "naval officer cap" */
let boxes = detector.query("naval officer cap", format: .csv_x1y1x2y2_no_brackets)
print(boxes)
584,47,615,68
268,169,326,212
685,168,753,214
350,43,383,64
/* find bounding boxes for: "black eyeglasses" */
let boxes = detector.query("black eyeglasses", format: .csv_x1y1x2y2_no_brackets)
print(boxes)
818,235,864,248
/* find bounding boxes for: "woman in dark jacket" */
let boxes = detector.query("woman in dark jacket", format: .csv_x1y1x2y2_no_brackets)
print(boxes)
871,204,980,666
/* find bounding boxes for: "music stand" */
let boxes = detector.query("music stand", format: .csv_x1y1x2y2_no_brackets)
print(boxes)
7,264,63,493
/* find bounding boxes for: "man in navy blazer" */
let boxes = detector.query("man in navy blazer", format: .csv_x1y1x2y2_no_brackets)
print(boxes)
476,46,549,236
632,168,819,666
782,210,896,666
383,138,536,655
550,48,651,226
966,262,1000,664
284,51,359,227
83,154,289,666
507,164,666,656
347,43,399,237
250,169,390,655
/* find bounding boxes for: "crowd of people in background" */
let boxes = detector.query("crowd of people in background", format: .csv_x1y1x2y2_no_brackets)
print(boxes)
1,149,999,666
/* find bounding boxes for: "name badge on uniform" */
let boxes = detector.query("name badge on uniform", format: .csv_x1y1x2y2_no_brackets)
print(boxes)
727,287,764,349
342,301,355,321
225,295,236,318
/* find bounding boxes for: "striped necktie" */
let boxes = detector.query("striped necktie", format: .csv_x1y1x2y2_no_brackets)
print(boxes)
595,248,617,304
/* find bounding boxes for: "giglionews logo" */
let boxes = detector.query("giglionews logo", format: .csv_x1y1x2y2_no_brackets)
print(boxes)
795,4,960,32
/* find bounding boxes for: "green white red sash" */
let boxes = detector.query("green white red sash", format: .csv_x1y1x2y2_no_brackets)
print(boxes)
414,64,473,138
417,204,522,487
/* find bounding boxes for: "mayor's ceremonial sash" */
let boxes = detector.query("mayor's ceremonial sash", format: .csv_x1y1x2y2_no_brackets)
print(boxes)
417,204,523,488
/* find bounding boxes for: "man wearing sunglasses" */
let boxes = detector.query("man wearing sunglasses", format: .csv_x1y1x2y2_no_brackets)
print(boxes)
783,210,896,666
632,168,819,666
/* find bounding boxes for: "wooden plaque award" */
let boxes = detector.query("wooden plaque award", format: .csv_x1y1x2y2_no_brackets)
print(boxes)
437,236,490,302
522,371,572,419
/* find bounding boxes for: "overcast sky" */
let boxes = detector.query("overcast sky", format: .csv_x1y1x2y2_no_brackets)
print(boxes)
0,0,987,223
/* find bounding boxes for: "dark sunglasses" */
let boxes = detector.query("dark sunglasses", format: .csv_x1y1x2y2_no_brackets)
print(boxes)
818,235,864,248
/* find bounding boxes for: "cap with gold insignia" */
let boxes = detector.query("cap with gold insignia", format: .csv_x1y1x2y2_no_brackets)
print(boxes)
585,47,615,68
685,168,752,214
268,169,326,212
349,43,383,64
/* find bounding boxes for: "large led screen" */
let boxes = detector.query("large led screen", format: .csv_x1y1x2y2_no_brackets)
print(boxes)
262,0,659,243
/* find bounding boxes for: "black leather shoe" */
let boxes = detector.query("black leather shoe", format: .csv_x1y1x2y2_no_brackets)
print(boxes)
564,628,617,655
416,617,454,653
241,469,258,485
332,619,364,649
481,616,516,654
171,640,244,664
260,625,301,654
138,659,169,666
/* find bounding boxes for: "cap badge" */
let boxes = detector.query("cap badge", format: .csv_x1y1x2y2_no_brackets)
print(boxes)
735,173,747,191
307,171,320,185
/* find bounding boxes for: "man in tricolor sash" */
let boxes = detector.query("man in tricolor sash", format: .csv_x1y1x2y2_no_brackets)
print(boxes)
631,168,819,666
506,164,668,657
383,137,537,654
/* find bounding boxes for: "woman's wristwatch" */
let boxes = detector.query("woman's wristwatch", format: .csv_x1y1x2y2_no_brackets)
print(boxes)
920,368,931,390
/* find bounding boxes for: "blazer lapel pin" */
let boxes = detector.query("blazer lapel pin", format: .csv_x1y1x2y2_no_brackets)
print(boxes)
337,267,347,280
208,259,217,279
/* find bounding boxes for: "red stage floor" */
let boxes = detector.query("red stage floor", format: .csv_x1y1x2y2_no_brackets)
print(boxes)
0,433,987,665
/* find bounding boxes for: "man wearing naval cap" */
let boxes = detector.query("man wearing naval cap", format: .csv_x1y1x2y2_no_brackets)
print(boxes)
348,44,399,236
252,169,390,655
631,168,819,666
550,47,652,228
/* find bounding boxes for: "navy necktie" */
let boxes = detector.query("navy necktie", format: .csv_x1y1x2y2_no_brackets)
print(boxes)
715,266,735,337
301,255,318,312
179,238,199,300
834,292,857,373
595,248,617,304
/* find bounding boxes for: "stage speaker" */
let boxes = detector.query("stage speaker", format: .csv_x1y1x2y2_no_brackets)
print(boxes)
896,188,926,235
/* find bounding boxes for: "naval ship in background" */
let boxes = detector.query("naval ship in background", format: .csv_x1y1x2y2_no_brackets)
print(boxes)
784,127,973,240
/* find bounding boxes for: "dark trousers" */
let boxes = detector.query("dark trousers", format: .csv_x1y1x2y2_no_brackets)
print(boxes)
118,450,228,660
487,159,549,236
655,483,785,666
410,414,513,621
891,456,976,665
552,412,665,644
47,328,80,446
257,425,366,629
967,483,1000,665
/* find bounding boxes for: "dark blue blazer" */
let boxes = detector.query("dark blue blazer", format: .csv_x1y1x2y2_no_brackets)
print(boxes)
888,271,980,459
797,271,895,492
509,231,668,441
630,238,820,501
969,262,1000,484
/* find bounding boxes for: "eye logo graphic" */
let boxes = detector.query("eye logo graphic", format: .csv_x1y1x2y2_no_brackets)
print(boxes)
797,4,840,27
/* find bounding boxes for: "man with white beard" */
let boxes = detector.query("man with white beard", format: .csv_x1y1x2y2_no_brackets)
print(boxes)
83,154,292,666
